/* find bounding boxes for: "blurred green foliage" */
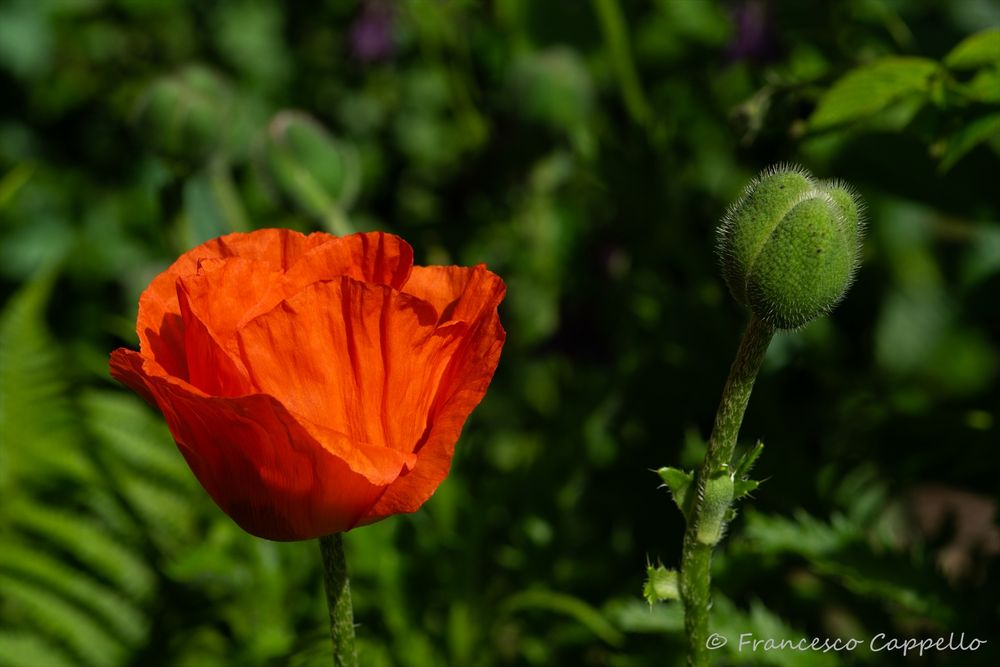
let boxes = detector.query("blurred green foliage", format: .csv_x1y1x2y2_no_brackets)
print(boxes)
1,1,999,666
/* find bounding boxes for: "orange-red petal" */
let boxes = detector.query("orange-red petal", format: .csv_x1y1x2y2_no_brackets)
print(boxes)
137,230,414,381
112,229,506,539
402,264,505,325
362,266,507,520
235,277,466,472
109,347,386,540
137,229,327,380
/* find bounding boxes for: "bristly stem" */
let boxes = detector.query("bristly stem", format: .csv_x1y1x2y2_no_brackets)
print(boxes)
680,315,774,666
319,533,357,667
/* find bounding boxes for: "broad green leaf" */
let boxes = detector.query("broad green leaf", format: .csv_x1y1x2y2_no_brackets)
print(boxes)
944,27,1000,70
809,57,940,130
939,112,1000,172
963,66,1000,103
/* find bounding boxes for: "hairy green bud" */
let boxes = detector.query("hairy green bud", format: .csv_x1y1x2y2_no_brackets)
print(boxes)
696,469,734,546
717,165,865,329
134,66,234,164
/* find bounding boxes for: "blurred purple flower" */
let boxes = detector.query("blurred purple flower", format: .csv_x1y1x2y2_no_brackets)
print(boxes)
350,0,395,63
726,0,779,63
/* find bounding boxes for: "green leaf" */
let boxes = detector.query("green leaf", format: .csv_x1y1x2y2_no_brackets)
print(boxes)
938,112,1000,172
963,67,1000,103
656,466,693,519
944,27,1000,70
501,589,625,647
809,57,941,131
264,111,360,232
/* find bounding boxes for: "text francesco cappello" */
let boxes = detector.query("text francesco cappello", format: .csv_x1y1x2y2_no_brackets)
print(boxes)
705,632,988,657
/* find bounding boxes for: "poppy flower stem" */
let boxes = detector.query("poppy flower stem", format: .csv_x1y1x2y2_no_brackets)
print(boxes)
679,314,774,666
319,533,358,667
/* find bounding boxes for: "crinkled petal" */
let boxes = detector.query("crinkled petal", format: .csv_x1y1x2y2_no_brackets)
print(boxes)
402,265,506,325
137,229,327,379
235,276,465,469
284,231,413,293
173,258,282,396
137,230,413,382
109,348,389,540
361,288,506,521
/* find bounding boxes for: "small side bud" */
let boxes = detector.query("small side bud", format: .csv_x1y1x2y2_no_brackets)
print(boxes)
696,469,734,546
717,164,865,329
643,564,680,604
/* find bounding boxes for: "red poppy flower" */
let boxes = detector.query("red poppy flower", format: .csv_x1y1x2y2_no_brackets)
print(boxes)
110,229,505,541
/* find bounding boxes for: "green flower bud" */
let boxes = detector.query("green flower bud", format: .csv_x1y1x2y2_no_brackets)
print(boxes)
263,111,361,220
717,165,865,329
134,66,234,164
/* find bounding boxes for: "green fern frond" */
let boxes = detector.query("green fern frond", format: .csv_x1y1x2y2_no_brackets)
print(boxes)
8,502,155,601
0,630,77,667
0,544,148,645
0,574,126,667
80,390,192,488
0,269,93,485
82,389,202,549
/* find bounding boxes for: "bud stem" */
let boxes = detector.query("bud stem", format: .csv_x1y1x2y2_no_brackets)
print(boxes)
319,533,358,667
679,314,774,666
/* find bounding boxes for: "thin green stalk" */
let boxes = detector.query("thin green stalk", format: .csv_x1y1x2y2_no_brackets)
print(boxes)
324,207,353,237
591,0,652,127
679,315,774,666
319,533,357,667
208,157,249,232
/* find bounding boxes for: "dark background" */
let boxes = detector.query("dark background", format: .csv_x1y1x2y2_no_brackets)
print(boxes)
1,1,998,665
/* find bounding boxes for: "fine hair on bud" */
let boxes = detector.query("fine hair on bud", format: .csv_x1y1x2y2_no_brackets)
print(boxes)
716,163,866,329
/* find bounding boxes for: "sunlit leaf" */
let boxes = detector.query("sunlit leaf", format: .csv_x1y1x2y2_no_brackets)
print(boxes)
809,57,940,130
944,27,1000,70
